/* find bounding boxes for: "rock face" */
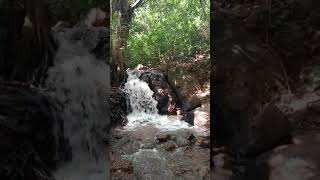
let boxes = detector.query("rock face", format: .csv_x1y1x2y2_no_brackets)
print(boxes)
213,1,320,179
110,127,210,180
139,70,179,114
187,95,202,111
242,105,291,156
124,68,205,117
110,88,130,127
166,68,204,112
246,133,320,180
0,85,70,180
215,0,320,83
212,5,297,179
182,103,210,128
193,103,210,129
213,11,284,148
111,159,134,180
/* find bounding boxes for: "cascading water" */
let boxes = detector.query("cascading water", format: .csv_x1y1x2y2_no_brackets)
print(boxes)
45,14,109,180
123,70,189,131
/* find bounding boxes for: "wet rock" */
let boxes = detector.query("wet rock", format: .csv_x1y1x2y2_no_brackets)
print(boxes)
109,88,129,127
195,135,210,148
156,133,172,143
173,168,192,177
213,11,284,148
169,146,210,179
211,168,233,180
174,129,196,147
213,153,233,170
140,142,156,149
111,159,134,180
292,132,320,145
183,146,194,157
111,127,210,180
246,137,320,180
198,167,210,179
243,105,291,156
139,70,178,114
124,149,175,180
0,85,70,180
111,159,133,173
182,111,194,125
182,103,210,128
161,140,177,151
193,103,210,129
113,132,123,140
186,95,202,111
166,69,202,112
288,106,320,131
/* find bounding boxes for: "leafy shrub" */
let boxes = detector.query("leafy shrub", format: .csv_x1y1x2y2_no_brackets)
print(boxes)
127,0,210,67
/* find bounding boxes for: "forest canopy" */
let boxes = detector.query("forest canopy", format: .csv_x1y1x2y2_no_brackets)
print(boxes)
112,0,210,68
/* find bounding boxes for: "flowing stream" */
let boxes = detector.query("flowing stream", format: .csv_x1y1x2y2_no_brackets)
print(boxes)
122,70,190,131
111,70,210,179
45,27,109,180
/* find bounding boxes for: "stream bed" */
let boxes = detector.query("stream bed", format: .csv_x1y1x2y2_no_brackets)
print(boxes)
110,70,210,180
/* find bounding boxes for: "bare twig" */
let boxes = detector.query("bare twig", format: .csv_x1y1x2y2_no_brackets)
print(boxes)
233,45,256,63
280,60,292,94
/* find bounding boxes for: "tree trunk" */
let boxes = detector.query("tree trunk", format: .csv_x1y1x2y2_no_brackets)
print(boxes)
0,0,57,85
111,0,144,87
112,0,131,87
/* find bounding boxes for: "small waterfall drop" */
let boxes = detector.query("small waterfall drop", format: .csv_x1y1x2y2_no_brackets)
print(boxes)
46,29,109,179
123,70,189,131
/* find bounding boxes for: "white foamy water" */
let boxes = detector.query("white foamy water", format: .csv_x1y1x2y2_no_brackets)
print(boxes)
123,70,189,131
46,35,109,179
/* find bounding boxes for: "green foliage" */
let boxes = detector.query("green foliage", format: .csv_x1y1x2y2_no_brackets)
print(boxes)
127,0,210,67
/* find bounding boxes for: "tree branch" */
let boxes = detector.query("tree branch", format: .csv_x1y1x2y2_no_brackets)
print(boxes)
130,0,146,10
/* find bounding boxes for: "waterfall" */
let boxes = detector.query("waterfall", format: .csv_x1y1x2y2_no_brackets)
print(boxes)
45,33,109,179
123,70,189,131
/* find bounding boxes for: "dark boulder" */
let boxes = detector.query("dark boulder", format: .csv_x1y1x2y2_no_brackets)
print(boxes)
182,111,194,126
109,88,129,127
0,84,70,180
186,94,202,111
139,70,178,115
166,67,204,112
182,103,210,128
212,10,284,149
245,133,320,180
241,105,292,157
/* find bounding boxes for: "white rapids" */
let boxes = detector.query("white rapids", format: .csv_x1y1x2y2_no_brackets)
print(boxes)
122,70,190,131
46,9,110,179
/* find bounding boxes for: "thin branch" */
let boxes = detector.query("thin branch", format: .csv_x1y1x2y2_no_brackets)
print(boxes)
130,0,146,10
280,59,292,94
